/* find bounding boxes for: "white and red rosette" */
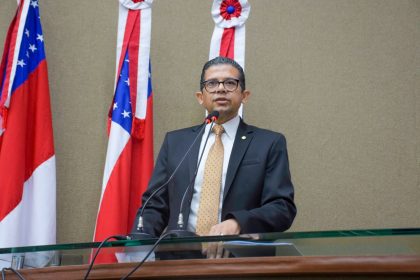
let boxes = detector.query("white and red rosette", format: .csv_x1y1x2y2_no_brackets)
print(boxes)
119,0,153,10
211,0,250,28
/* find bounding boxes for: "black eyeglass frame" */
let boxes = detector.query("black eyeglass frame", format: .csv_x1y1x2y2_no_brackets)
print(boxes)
201,78,240,93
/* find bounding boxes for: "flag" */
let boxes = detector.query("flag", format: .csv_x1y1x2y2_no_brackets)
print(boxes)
93,0,154,263
0,0,56,257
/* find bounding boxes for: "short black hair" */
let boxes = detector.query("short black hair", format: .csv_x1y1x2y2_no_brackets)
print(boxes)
200,56,245,92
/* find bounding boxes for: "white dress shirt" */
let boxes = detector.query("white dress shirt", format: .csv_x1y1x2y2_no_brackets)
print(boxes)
187,115,240,232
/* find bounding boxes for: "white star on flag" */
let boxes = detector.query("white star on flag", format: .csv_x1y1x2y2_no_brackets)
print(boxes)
17,59,26,67
30,1,39,8
29,44,37,52
113,102,118,110
25,29,30,37
121,110,131,118
36,34,44,42
124,78,130,86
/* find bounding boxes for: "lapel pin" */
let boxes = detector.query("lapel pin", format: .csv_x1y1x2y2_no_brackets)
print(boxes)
241,136,246,140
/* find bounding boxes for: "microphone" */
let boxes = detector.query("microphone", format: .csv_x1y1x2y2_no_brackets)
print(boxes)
205,110,219,124
167,112,220,237
131,111,219,240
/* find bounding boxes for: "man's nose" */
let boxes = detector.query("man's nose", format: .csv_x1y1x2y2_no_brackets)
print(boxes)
215,82,227,93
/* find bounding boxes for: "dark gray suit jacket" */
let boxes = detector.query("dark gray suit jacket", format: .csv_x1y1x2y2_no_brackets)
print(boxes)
132,119,296,237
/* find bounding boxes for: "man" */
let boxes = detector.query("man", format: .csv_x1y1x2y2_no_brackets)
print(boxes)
132,56,296,241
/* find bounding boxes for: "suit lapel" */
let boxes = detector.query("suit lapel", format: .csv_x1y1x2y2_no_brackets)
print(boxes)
188,125,203,183
223,120,254,200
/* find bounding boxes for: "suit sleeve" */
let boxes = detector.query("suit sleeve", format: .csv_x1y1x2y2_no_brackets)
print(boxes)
226,134,297,233
131,134,170,237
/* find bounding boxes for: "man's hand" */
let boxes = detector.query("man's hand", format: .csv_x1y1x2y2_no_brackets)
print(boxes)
205,219,241,259
208,219,241,236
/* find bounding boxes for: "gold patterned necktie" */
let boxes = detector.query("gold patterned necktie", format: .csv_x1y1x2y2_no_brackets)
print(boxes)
195,124,225,236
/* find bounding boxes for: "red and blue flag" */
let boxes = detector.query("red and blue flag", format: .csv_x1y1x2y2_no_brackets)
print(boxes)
0,0,56,262
93,1,154,263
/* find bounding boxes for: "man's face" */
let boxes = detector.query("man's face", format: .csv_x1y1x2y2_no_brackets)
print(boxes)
196,64,250,124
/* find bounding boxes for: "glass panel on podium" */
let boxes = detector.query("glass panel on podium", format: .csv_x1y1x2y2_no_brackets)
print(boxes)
0,228,419,269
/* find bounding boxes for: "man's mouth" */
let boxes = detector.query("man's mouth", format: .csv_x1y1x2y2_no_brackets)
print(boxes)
214,97,229,103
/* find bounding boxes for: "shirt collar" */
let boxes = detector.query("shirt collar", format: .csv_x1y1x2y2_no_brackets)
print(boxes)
218,115,240,140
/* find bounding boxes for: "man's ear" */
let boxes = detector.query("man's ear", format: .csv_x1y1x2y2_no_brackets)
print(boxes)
195,91,204,105
241,90,251,104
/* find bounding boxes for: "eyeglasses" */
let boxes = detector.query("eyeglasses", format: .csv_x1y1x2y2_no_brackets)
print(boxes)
201,78,240,93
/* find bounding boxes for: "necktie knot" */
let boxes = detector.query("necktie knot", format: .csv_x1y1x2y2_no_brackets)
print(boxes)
212,124,224,136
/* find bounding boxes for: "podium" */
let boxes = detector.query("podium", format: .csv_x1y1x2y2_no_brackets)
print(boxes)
1,228,420,279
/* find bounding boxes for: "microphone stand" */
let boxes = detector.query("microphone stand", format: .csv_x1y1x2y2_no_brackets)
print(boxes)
167,116,218,238
131,112,219,240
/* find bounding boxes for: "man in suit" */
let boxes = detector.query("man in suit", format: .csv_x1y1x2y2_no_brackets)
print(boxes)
132,56,296,244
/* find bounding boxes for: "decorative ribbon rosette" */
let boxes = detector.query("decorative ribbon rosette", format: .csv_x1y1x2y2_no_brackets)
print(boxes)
209,0,250,116
212,0,250,29
119,0,153,10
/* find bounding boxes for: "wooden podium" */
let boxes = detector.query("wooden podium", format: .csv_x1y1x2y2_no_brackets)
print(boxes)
3,255,420,279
